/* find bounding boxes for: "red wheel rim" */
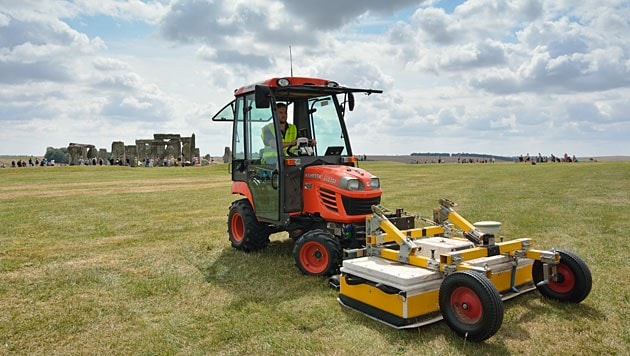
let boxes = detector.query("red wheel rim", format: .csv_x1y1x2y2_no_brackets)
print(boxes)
230,214,244,242
549,264,575,294
450,286,483,324
299,241,329,274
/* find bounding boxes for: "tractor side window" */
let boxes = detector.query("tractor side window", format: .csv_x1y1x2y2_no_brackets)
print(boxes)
211,101,235,122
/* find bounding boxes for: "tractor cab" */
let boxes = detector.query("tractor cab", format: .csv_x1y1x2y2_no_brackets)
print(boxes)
213,77,382,223
212,77,383,275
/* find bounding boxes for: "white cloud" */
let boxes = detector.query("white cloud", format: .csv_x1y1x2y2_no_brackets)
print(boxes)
121,96,152,110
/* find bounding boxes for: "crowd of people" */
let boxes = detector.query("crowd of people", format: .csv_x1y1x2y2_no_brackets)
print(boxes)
518,153,578,163
457,157,496,164
5,157,54,168
2,155,205,168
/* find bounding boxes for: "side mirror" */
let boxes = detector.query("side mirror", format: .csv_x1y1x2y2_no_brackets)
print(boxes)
255,85,271,108
348,92,355,111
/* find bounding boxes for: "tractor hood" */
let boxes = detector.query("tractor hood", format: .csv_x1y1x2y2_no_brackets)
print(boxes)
303,165,380,192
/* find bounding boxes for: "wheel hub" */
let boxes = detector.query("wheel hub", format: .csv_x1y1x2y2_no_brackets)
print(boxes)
549,264,575,293
451,286,483,324
298,240,331,274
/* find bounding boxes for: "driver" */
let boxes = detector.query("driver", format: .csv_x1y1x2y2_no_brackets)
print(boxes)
262,103,298,160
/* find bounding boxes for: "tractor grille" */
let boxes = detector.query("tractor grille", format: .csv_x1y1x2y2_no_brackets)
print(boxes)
319,188,338,212
342,195,381,215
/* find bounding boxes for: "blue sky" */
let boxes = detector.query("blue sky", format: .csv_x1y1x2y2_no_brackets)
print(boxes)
0,0,628,157
65,15,154,41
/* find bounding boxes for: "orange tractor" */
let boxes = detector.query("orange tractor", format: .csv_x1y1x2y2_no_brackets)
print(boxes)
212,77,384,276
212,77,591,341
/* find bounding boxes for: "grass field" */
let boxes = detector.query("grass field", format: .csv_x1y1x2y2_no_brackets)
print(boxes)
1,161,629,355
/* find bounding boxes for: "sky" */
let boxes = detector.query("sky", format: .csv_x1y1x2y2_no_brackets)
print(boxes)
1,0,629,158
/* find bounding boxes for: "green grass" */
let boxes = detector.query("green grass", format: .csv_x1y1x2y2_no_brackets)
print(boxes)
1,162,629,355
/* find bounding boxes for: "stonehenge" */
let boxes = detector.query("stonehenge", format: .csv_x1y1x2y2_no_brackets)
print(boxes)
67,133,198,166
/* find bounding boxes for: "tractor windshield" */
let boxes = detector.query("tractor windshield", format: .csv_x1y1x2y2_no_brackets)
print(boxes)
271,91,351,158
307,95,347,157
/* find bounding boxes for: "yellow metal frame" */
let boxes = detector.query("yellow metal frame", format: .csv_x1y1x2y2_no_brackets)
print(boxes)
365,201,560,278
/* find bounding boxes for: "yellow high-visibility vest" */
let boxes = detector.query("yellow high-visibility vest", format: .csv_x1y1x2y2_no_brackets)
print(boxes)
261,123,297,162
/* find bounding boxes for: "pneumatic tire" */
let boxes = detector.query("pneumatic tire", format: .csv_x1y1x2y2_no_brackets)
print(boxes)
439,271,504,342
293,229,342,276
532,249,592,303
227,199,270,252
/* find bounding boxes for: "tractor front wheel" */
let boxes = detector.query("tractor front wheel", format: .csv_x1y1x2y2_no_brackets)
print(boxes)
227,199,270,252
439,271,504,342
532,249,592,303
293,229,342,276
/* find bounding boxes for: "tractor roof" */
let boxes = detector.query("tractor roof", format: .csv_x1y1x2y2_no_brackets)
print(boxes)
233,77,382,97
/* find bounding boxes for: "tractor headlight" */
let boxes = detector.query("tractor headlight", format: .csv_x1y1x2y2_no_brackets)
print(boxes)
347,179,360,190
339,177,364,191
369,177,380,189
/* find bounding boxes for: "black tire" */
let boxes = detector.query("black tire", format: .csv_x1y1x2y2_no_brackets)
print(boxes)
532,249,592,303
293,229,342,276
439,271,504,342
227,199,270,252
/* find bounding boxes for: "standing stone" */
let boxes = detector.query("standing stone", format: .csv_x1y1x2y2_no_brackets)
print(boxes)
112,141,125,164
67,144,83,165
125,145,137,166
223,147,232,163
181,137,192,163
98,149,108,165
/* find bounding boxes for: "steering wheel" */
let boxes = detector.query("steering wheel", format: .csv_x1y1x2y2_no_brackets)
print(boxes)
286,137,311,157
286,145,298,157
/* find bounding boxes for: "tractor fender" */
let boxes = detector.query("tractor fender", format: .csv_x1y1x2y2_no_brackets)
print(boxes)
231,181,255,209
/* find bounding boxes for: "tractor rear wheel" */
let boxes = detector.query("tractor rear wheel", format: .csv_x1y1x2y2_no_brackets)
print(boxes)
227,199,270,252
439,271,504,342
532,249,592,303
293,229,342,276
